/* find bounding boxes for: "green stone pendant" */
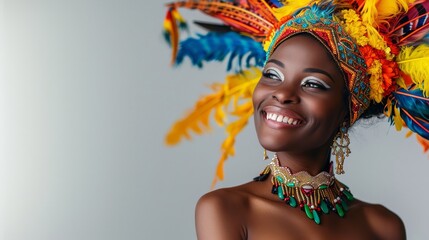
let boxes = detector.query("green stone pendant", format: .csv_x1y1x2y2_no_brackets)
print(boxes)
277,186,285,200
335,203,344,217
343,189,354,201
304,205,313,220
289,196,297,207
320,200,329,214
313,210,321,225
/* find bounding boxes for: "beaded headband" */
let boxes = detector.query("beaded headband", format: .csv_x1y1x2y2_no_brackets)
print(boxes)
163,0,429,185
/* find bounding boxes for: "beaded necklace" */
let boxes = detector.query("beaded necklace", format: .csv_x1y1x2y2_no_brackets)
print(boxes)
254,154,354,225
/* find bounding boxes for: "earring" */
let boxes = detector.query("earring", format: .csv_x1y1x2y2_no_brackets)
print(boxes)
331,123,350,174
263,149,269,160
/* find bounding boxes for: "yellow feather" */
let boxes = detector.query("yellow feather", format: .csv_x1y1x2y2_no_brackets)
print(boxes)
165,92,222,145
165,67,260,144
212,105,254,188
397,45,429,96
360,0,378,26
272,0,314,21
214,106,226,127
393,106,403,131
212,69,260,187
360,0,411,26
376,0,411,21
406,130,413,138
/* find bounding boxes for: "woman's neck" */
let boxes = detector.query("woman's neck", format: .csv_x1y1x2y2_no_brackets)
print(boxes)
275,149,331,176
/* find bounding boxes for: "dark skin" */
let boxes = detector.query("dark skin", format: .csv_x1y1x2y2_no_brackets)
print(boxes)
195,34,406,240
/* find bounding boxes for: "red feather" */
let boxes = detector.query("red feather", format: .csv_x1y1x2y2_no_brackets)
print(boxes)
167,0,274,37
164,9,179,65
386,1,429,45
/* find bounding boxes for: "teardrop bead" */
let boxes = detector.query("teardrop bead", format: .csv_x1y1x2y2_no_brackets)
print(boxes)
289,196,297,208
335,203,344,217
304,205,313,220
343,189,354,201
313,210,321,224
277,186,285,200
320,200,329,214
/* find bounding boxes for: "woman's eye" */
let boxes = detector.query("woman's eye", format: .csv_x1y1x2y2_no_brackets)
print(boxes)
301,78,330,90
262,68,284,81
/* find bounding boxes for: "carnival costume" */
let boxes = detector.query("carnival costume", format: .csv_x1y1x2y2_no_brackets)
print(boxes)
163,0,429,224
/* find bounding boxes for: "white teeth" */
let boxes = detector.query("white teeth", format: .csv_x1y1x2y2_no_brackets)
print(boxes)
282,117,289,123
265,112,301,125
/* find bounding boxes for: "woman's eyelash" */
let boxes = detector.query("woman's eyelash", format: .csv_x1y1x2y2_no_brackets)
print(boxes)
301,77,331,89
263,67,284,81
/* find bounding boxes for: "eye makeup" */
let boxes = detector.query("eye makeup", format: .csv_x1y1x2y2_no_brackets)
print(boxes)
300,76,332,89
263,67,285,81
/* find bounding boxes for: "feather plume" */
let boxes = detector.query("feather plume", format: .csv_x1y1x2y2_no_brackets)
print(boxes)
417,134,429,152
176,32,266,71
267,0,284,7
394,88,429,119
165,87,224,145
386,1,429,45
399,108,429,139
272,0,313,20
359,0,412,25
393,88,429,139
397,44,429,96
163,8,188,65
167,1,274,37
164,68,260,187
165,67,260,145
247,0,279,24
375,0,412,21
212,101,254,187
211,69,260,186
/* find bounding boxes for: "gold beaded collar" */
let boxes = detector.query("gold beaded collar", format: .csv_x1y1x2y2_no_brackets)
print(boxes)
254,154,354,225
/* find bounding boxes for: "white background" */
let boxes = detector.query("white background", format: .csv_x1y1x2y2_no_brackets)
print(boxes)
1,0,428,239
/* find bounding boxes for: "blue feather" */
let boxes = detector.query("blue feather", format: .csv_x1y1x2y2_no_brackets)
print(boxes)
267,0,284,8
393,88,429,139
394,88,429,119
175,32,266,71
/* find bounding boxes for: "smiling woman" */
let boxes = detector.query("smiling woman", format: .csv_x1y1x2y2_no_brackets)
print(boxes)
162,0,429,239
253,35,347,158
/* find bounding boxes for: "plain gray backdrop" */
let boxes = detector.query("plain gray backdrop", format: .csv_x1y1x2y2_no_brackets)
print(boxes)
1,0,429,239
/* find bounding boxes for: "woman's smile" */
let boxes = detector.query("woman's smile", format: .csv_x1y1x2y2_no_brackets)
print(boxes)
261,106,306,129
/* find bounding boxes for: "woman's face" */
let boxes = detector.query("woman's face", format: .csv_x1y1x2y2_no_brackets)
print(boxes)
253,34,347,153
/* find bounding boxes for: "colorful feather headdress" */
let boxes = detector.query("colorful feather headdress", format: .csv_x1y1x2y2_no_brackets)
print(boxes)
163,0,429,186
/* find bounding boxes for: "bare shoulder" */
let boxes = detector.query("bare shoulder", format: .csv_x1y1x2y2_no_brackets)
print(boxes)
356,201,406,240
195,184,253,240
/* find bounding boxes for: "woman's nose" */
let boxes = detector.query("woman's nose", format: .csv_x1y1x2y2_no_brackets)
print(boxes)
271,83,300,104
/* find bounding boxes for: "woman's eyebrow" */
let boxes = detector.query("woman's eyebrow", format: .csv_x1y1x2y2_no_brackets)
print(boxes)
303,68,334,83
266,59,285,68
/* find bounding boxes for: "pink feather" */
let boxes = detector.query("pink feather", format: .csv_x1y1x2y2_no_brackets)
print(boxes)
386,1,429,45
